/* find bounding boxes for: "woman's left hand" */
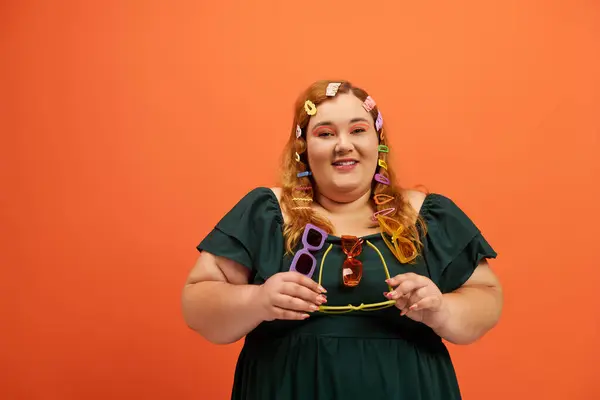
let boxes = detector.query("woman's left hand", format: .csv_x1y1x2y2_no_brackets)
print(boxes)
384,273,449,330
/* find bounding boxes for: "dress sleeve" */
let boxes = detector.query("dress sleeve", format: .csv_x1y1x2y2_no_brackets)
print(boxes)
421,194,498,293
196,187,284,271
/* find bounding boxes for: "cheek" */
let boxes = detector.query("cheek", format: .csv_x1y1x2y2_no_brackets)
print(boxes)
306,140,332,165
358,135,380,160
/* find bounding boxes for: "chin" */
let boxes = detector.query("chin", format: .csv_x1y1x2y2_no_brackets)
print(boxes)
331,178,364,192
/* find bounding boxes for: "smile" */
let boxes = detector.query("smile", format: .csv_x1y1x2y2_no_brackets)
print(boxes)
332,160,358,166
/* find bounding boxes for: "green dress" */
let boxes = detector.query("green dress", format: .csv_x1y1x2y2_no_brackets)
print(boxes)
197,187,497,400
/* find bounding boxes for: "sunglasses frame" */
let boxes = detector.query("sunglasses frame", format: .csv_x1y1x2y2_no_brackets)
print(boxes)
376,215,417,262
315,240,397,313
289,223,328,278
341,235,364,287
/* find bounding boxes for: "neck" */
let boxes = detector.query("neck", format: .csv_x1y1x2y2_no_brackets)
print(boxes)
314,188,373,216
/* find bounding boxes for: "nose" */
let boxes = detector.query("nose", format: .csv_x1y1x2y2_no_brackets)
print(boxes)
334,132,355,154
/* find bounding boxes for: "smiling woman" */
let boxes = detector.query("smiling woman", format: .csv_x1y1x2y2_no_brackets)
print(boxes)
182,80,503,400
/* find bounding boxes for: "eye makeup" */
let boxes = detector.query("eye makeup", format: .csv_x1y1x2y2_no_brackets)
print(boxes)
311,119,370,136
349,122,370,133
312,125,336,136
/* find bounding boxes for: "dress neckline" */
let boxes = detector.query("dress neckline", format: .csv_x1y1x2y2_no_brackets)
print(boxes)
264,187,435,241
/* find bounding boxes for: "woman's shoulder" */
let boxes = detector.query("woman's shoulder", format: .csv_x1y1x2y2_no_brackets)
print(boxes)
413,191,483,243
197,187,285,270
401,190,467,219
401,189,428,215
232,186,281,205
269,187,283,202
268,187,288,223
216,187,283,227
409,191,498,292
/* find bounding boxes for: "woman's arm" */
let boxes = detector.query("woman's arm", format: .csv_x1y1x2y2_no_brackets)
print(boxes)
181,251,265,344
433,261,503,344
182,251,326,345
386,260,503,345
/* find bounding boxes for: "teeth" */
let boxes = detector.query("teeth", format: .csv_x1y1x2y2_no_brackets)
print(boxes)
334,161,357,166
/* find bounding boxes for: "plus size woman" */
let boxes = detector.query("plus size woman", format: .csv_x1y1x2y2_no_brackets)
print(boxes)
182,80,503,400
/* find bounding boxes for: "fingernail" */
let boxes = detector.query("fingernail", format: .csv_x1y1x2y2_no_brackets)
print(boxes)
318,286,327,293
302,314,310,319
387,291,396,298
317,295,327,304
310,305,319,311
400,309,407,316
409,304,418,311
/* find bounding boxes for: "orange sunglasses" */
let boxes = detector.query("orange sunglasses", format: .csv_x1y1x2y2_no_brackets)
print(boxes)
340,235,364,287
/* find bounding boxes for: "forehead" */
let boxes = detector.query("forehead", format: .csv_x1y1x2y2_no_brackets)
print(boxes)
307,93,371,129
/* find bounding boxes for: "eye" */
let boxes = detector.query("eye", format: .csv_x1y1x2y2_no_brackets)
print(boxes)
351,127,366,134
318,131,334,137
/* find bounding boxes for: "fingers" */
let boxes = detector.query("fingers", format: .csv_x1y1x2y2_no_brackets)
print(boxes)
399,295,440,316
386,286,439,315
386,273,427,290
273,293,321,312
408,295,441,312
386,272,422,287
393,293,409,310
400,290,426,315
284,272,327,294
390,290,423,313
382,274,445,319
280,282,327,307
408,287,429,304
262,272,329,321
273,307,311,321
384,280,429,300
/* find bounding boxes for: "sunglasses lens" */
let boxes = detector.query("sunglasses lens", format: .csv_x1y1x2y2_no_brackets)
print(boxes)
306,229,324,247
296,253,314,275
341,236,362,257
342,259,362,287
381,217,401,231
398,242,417,258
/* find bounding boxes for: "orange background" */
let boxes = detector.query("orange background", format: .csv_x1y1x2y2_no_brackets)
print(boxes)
2,1,599,399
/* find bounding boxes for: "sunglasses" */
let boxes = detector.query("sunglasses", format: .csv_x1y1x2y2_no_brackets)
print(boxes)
376,215,417,262
316,240,396,313
341,235,364,287
289,223,328,278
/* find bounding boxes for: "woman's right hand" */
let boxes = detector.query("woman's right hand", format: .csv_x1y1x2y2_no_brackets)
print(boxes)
256,272,328,321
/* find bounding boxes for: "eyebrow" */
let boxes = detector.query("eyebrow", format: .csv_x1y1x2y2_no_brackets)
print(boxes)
311,118,370,131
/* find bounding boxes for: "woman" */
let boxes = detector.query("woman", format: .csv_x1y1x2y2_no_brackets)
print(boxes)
182,80,503,399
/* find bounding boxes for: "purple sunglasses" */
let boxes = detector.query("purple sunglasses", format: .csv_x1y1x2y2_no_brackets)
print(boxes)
289,223,328,278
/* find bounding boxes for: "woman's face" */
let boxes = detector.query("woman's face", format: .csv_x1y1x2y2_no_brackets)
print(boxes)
305,93,379,201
